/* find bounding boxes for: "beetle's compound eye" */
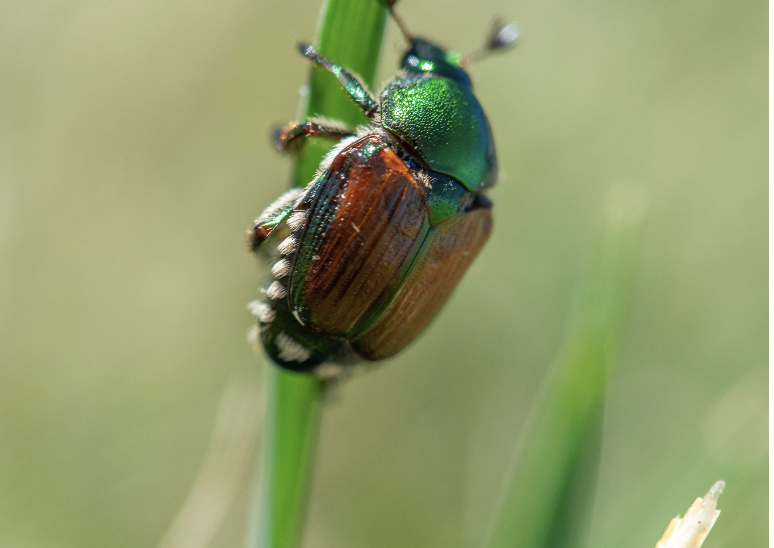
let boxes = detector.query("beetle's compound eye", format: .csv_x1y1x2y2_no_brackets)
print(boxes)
400,38,472,87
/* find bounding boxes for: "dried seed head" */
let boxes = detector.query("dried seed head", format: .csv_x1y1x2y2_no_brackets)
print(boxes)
655,480,725,548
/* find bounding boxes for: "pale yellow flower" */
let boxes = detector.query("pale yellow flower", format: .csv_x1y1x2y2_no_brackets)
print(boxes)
655,480,725,548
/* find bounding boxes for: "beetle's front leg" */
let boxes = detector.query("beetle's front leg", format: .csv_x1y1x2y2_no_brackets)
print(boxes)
274,117,355,153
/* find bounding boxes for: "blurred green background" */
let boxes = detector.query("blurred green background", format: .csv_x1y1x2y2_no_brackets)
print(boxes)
0,0,766,546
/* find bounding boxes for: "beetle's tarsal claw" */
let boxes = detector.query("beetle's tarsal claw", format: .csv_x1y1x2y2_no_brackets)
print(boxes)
272,124,300,153
271,126,288,151
298,43,326,67
297,42,313,56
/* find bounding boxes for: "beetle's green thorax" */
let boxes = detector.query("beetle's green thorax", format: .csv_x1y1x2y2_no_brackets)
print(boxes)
380,72,497,191
379,37,497,191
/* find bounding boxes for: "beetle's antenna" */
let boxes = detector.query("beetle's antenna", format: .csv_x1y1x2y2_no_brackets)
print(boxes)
464,20,519,65
382,0,414,44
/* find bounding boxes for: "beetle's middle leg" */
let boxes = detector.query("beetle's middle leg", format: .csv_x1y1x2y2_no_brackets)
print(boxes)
274,118,355,153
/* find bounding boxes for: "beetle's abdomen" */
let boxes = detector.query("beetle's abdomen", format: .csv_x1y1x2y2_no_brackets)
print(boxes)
289,136,429,336
351,204,492,360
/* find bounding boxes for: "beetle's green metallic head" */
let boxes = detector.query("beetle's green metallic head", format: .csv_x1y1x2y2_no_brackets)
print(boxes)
401,38,472,88
381,37,497,191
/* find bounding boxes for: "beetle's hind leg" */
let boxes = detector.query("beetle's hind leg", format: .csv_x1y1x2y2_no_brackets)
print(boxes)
248,188,303,253
274,117,355,153
298,43,380,118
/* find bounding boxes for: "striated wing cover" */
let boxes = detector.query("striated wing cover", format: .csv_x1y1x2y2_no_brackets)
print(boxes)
289,135,429,337
352,205,492,361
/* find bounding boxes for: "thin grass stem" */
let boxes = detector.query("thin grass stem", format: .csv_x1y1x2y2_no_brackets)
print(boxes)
247,2,387,547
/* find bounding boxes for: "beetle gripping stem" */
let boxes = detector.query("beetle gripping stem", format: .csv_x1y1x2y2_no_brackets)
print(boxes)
298,43,379,118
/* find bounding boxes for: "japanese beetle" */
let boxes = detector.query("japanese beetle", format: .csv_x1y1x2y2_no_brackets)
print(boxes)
248,6,517,376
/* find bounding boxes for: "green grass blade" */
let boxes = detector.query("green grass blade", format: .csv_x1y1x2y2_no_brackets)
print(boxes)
248,2,387,547
291,0,387,190
484,186,646,548
251,368,324,548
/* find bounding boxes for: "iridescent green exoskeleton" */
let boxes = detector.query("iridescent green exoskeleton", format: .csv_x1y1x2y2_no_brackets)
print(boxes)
248,7,518,376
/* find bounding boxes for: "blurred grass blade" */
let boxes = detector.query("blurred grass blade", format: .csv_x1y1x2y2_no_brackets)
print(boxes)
159,375,261,548
484,185,647,548
247,2,387,548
